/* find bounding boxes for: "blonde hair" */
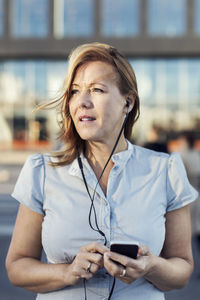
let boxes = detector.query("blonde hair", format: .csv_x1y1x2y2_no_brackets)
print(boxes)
41,42,140,166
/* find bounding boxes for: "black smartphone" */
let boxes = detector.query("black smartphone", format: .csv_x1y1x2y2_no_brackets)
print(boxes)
110,241,139,259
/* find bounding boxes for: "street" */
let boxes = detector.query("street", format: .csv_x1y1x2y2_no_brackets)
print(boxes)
0,163,200,299
0,162,36,299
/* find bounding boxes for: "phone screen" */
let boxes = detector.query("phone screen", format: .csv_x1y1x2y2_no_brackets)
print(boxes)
110,243,138,259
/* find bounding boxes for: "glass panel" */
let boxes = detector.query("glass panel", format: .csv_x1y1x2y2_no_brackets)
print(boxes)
187,59,200,98
0,0,4,36
11,0,49,38
101,0,140,37
194,0,200,34
131,60,155,104
0,59,200,147
130,58,200,144
54,0,94,38
165,60,179,98
131,58,200,107
0,60,67,146
147,0,186,36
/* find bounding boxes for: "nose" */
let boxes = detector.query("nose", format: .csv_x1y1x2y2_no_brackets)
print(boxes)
77,91,93,109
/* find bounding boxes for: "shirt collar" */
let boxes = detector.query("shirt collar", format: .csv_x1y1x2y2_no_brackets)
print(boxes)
68,152,105,198
111,140,134,166
68,140,134,177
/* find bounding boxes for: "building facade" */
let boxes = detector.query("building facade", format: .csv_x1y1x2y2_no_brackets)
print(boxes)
0,0,200,149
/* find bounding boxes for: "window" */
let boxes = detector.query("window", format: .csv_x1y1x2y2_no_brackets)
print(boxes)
0,60,67,145
147,0,186,36
194,0,200,34
54,0,94,38
11,0,49,38
131,60,155,103
0,0,4,36
130,58,200,107
0,59,199,146
187,59,200,100
101,0,140,37
165,60,180,99
0,60,67,104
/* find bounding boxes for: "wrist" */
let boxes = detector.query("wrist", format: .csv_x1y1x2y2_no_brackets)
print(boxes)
60,263,75,286
144,253,158,279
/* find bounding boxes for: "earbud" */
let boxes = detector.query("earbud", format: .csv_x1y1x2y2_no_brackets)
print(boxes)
124,99,130,118
126,99,130,108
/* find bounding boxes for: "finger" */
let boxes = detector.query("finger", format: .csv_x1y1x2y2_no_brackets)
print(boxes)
107,251,133,268
120,277,132,284
104,252,127,278
78,251,104,267
79,261,100,279
104,253,143,284
81,242,109,255
84,261,99,274
71,261,97,280
138,245,150,256
79,270,93,280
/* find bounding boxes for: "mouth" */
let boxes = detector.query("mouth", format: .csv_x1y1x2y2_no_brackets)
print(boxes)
79,116,96,122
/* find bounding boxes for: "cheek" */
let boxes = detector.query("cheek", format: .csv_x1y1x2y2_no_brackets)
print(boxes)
68,101,75,119
103,104,122,122
95,101,110,117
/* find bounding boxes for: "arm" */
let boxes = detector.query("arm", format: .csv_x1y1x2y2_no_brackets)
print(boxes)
6,204,108,293
144,204,193,290
104,205,194,291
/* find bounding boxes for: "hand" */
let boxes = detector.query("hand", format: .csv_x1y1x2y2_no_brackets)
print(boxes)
104,245,154,284
67,242,109,285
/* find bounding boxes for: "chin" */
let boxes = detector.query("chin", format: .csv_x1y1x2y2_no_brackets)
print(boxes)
77,130,103,142
80,136,100,142
79,134,107,144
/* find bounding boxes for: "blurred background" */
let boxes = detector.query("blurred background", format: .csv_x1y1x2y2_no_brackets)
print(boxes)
0,0,200,299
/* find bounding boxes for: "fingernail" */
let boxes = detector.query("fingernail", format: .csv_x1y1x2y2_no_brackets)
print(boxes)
138,247,143,255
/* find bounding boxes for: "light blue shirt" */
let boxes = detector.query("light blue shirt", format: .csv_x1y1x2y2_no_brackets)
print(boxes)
12,141,198,300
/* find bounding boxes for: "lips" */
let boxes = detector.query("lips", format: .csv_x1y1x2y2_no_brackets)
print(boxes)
79,115,96,122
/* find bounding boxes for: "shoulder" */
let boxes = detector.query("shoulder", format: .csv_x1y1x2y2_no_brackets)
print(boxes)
19,153,46,181
38,153,76,176
132,144,186,167
12,153,46,215
135,146,188,173
133,144,169,162
126,144,171,176
27,152,65,169
25,153,45,167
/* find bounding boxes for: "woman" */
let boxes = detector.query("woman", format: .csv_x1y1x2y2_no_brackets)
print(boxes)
6,43,198,299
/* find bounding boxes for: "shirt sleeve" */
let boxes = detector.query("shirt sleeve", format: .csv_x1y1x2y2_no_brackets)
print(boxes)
11,153,45,215
167,152,199,212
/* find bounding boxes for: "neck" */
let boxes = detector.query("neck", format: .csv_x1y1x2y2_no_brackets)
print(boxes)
85,136,127,171
84,137,127,196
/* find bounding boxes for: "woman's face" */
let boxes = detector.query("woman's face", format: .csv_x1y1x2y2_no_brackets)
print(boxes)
69,61,127,144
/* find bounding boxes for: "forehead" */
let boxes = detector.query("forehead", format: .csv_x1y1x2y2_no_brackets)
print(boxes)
72,61,118,85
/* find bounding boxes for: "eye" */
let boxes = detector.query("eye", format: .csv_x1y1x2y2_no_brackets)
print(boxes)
92,88,104,93
70,89,79,96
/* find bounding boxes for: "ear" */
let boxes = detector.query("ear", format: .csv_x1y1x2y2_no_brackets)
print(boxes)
124,93,135,112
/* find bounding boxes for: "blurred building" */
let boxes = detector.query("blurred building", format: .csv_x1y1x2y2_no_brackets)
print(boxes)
0,0,200,150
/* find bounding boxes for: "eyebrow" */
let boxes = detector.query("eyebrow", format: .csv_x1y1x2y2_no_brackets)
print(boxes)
71,82,107,88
